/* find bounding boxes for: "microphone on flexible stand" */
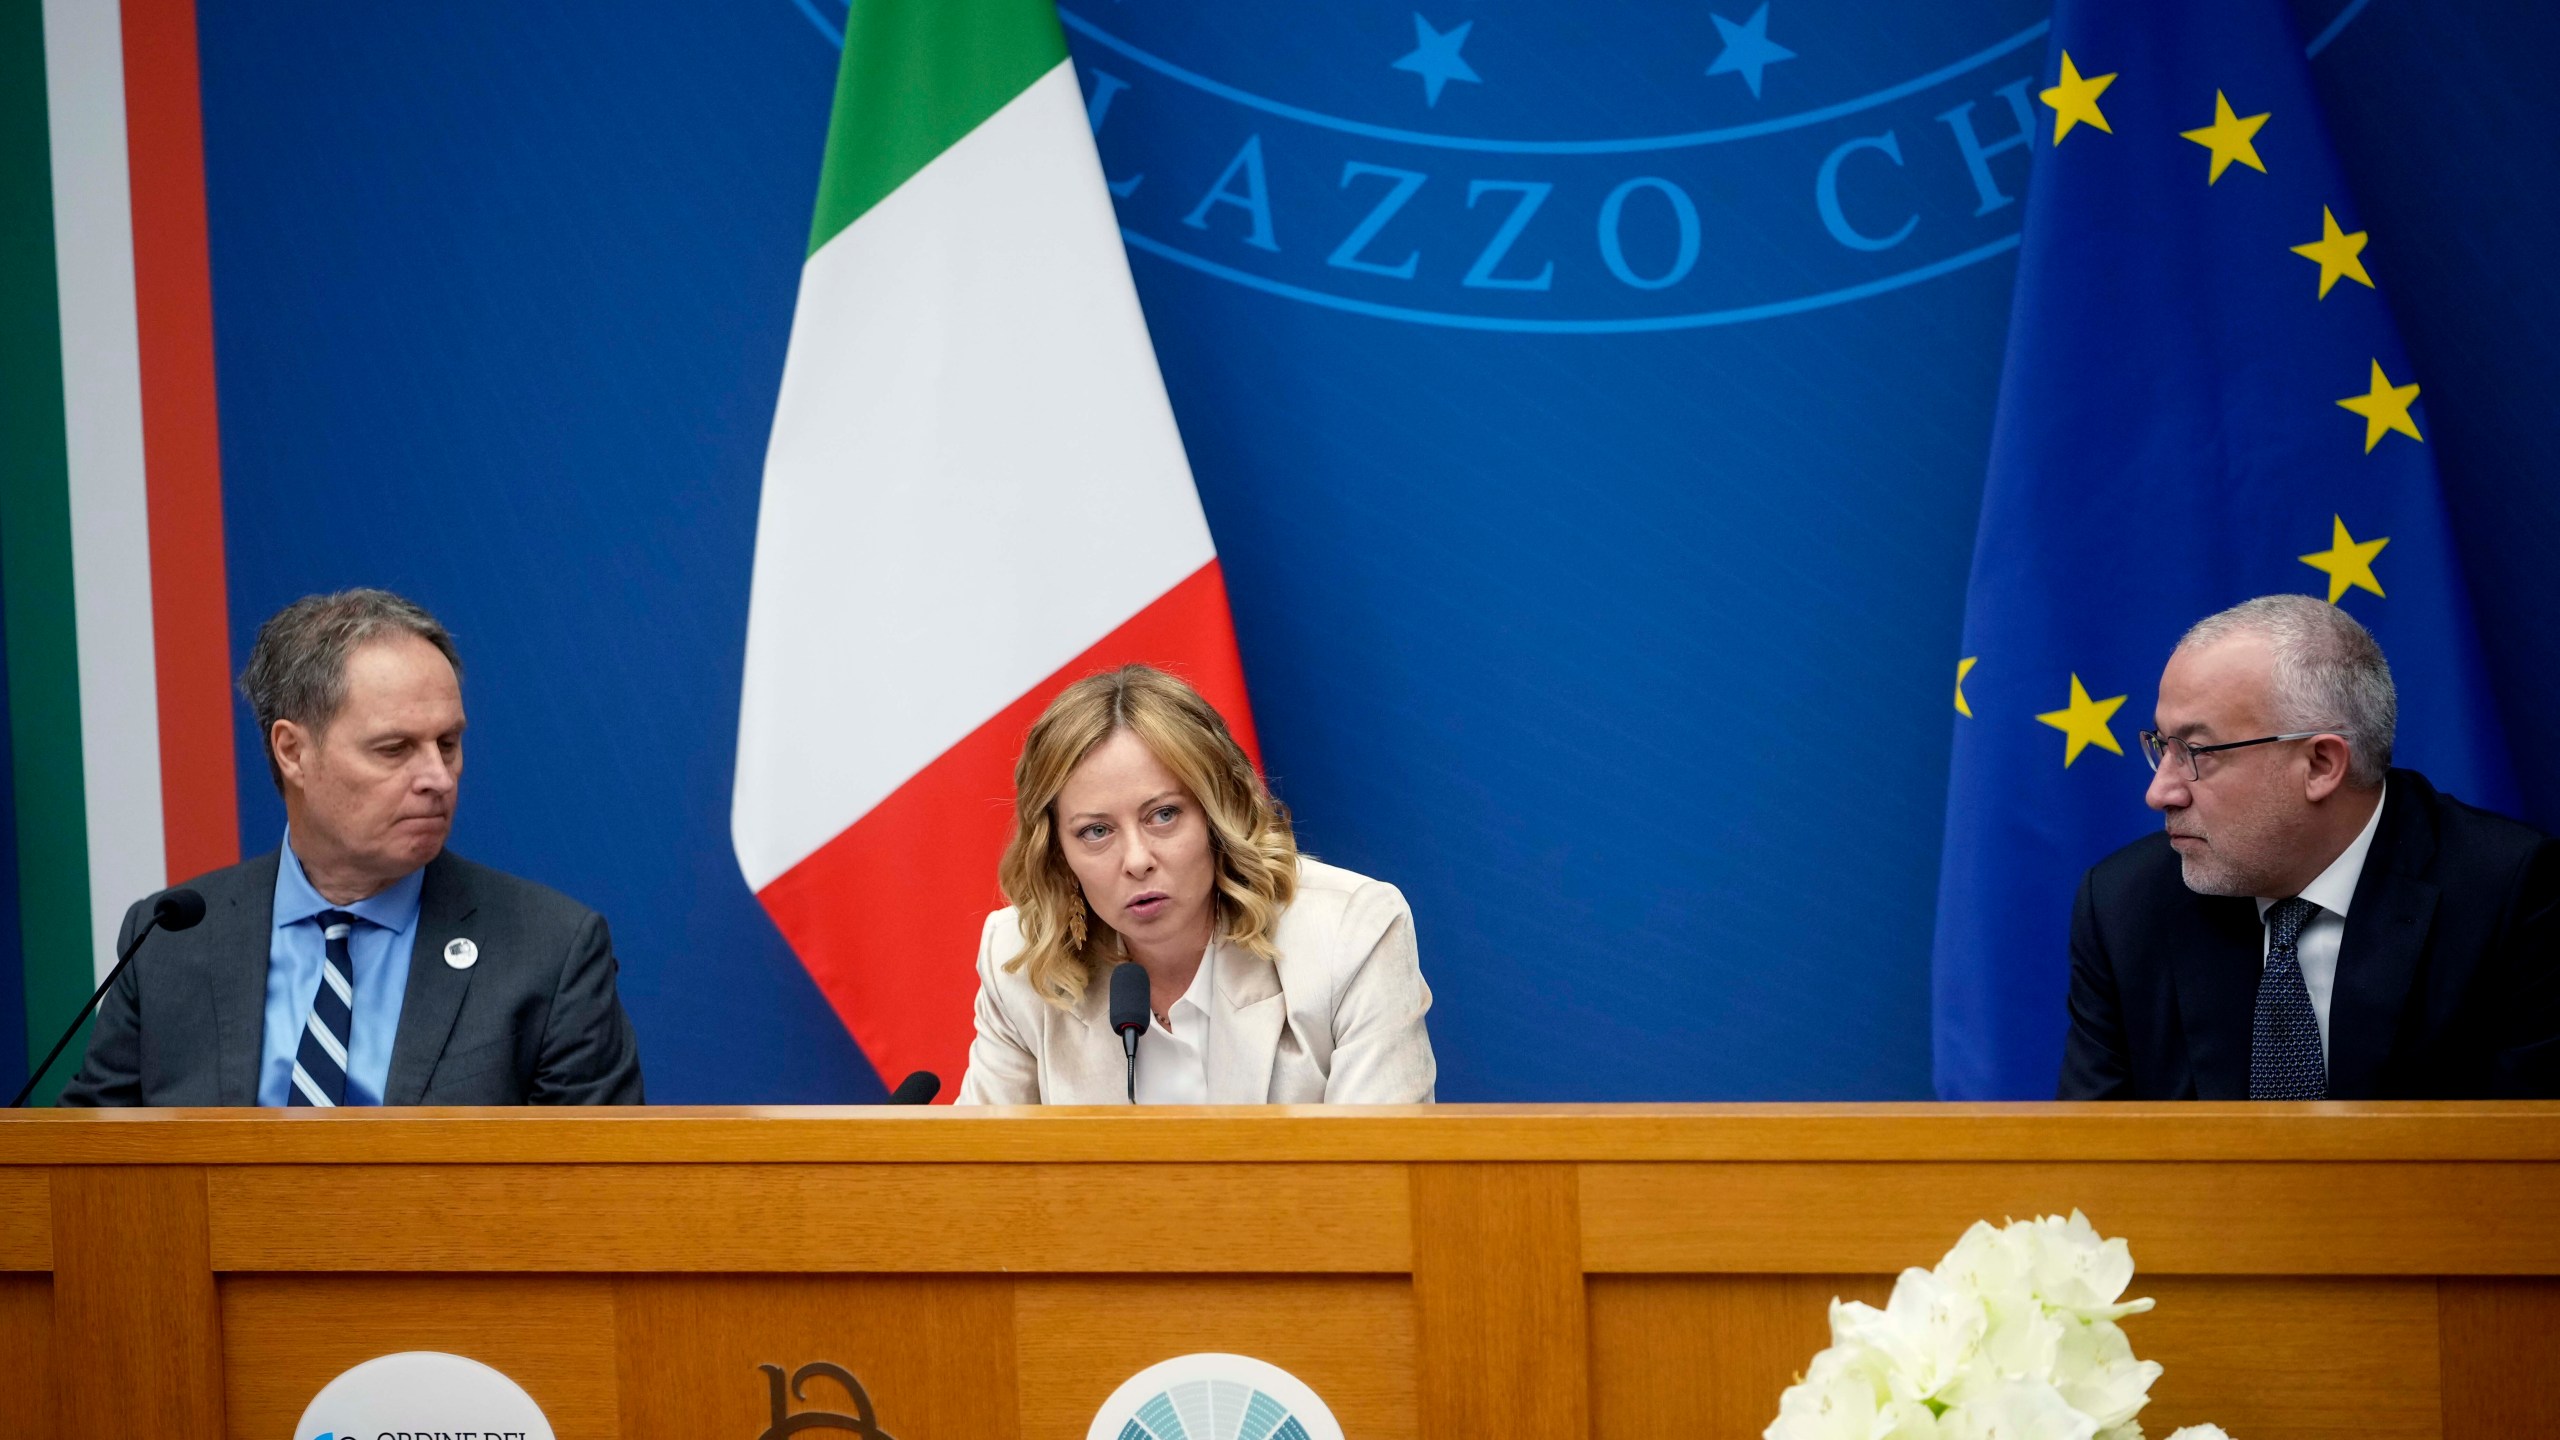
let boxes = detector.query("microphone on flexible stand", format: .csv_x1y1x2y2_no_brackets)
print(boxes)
12,887,207,1107
885,1070,940,1105
1108,961,1151,1104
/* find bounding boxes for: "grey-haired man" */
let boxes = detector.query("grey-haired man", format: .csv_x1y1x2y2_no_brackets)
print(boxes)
2060,595,2559,1100
61,589,644,1107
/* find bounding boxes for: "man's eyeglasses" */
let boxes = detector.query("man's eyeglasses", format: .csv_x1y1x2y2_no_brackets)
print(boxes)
2137,729,2336,782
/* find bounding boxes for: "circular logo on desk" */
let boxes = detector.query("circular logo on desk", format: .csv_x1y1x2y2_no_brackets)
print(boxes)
1087,1353,1343,1440
296,1351,554,1440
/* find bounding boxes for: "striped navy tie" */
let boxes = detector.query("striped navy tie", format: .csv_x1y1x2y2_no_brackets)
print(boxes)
289,909,358,1107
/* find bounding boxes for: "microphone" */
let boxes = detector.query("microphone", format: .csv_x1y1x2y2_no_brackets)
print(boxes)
12,887,207,1107
1108,961,1151,1104
886,1070,939,1105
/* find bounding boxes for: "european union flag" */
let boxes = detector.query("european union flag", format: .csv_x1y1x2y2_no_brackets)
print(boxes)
1931,0,2520,1099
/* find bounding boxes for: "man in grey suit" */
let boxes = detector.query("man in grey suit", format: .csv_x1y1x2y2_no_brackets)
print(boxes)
61,589,644,1106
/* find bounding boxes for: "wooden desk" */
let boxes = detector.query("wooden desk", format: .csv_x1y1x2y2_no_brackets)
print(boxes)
1,1104,2552,1439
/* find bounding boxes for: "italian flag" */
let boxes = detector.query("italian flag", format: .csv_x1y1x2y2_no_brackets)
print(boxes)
732,0,1256,1093
2,0,236,1097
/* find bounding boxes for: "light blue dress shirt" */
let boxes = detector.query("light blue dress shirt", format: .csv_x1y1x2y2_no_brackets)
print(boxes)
258,835,424,1106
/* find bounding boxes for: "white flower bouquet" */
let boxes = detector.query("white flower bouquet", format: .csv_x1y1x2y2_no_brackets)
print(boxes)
1765,1210,2234,1440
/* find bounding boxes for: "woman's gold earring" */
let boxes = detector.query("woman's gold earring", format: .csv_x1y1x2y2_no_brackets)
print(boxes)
1066,891,1089,950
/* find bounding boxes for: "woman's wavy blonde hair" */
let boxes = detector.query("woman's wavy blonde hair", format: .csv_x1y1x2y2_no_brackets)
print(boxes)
999,664,1298,1009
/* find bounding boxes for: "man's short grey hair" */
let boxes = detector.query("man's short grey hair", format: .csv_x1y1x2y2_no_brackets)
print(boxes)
238,589,460,791
2178,594,2395,786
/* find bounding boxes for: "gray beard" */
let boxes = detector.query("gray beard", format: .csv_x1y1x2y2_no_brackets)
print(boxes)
2169,803,2299,899
2177,849,2256,897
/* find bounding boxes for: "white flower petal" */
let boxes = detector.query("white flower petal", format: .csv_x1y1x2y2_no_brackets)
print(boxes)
1767,1345,1892,1440
1937,1374,2099,1440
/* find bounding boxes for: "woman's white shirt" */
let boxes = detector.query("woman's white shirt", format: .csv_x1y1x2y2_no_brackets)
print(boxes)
954,858,1436,1105
1131,946,1214,1105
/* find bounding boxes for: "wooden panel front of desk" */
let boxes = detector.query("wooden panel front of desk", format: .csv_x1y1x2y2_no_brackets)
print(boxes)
1,1106,2554,1440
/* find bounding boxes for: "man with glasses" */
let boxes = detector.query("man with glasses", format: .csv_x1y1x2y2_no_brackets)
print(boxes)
2058,595,2559,1099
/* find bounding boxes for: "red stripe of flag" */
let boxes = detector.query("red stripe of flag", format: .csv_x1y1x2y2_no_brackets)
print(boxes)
755,560,1257,1095
121,0,239,881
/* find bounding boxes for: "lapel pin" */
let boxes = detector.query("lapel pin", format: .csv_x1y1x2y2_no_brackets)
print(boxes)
444,937,479,970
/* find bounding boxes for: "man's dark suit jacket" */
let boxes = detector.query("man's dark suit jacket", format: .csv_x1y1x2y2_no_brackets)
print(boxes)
58,848,645,1106
2059,767,2560,1100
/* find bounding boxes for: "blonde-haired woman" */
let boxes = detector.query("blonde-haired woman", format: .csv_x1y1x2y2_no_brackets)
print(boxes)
955,665,1435,1104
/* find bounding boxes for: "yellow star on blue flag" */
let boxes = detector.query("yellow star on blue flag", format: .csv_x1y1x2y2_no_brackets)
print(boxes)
2035,674,2126,766
2299,515,2389,602
2181,91,2270,182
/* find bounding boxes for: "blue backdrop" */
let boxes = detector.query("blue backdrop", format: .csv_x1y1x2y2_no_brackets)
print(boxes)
169,0,2559,1103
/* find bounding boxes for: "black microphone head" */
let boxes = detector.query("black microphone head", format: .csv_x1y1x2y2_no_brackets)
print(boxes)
153,888,208,932
887,1070,940,1105
1108,961,1151,1038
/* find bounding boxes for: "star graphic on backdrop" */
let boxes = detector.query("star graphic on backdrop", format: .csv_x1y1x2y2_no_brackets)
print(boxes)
2299,515,2390,604
2337,359,2423,451
1954,656,1977,717
2039,52,2116,143
2036,674,2127,767
2181,91,2270,183
1391,14,1481,107
1706,5,1796,99
2291,207,2373,298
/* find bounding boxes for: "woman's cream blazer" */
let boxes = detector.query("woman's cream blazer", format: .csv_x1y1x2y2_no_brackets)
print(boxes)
954,858,1436,1104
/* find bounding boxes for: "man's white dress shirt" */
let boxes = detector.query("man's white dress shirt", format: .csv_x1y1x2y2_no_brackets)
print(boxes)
2255,784,2387,1061
1131,945,1214,1104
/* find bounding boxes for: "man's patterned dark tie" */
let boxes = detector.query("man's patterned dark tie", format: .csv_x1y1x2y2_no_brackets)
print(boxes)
2250,896,2327,1100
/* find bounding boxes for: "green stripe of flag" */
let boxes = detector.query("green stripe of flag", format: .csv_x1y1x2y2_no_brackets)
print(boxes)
1,0,97,1099
808,0,1068,256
